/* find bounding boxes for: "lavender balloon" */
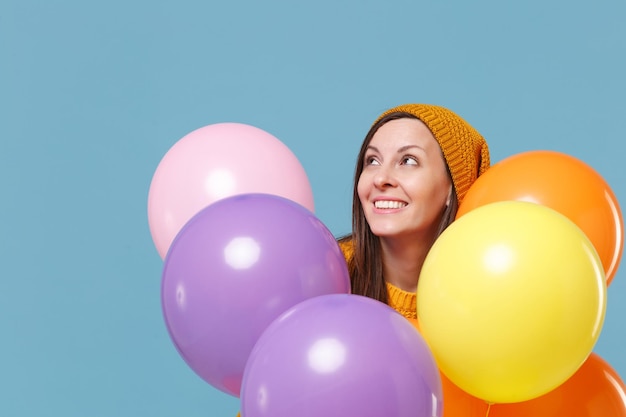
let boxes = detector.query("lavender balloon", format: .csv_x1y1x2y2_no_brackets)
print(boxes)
241,294,443,417
161,194,350,397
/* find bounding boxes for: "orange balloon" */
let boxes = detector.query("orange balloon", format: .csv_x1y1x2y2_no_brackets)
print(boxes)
440,373,490,417
409,318,490,417
488,353,626,417
458,150,623,286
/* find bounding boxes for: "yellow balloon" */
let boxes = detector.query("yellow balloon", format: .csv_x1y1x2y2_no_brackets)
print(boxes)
417,201,606,404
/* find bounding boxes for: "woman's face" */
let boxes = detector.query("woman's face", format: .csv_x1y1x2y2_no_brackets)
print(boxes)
357,118,452,240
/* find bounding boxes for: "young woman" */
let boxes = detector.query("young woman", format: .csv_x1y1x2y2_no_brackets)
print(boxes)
339,103,491,320
236,104,490,417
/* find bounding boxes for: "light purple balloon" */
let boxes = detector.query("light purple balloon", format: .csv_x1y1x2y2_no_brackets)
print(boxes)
161,193,350,397
241,294,443,417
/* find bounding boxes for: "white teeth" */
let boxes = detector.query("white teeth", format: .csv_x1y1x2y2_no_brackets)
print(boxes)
374,200,407,209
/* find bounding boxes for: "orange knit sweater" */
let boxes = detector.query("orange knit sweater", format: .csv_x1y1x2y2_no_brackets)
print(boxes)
338,239,417,320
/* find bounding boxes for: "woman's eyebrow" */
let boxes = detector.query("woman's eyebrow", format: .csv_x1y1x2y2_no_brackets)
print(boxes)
365,144,426,154
397,144,425,153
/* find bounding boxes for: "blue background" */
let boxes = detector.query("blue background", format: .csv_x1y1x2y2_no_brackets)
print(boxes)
2,0,624,415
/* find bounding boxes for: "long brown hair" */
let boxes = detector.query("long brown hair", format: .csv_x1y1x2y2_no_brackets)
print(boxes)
339,112,459,304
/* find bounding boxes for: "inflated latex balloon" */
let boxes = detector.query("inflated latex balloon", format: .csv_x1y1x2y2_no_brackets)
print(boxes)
161,194,349,397
458,150,623,286
489,353,626,417
408,318,490,417
241,294,443,417
148,122,315,259
418,201,606,404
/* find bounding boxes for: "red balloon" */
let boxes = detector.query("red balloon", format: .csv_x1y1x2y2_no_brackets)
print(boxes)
458,150,623,285
488,353,626,417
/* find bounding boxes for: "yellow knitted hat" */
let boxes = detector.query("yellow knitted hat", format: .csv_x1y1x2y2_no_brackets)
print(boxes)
374,104,490,204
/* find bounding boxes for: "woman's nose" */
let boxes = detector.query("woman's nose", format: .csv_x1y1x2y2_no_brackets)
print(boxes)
374,165,397,188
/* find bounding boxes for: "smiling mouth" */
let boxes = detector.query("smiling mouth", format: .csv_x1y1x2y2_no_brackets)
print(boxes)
374,200,407,209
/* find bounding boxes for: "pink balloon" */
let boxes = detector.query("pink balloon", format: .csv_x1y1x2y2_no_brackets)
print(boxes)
148,123,315,259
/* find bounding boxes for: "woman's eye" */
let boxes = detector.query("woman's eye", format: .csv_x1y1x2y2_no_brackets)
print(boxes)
365,156,380,166
402,156,418,165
